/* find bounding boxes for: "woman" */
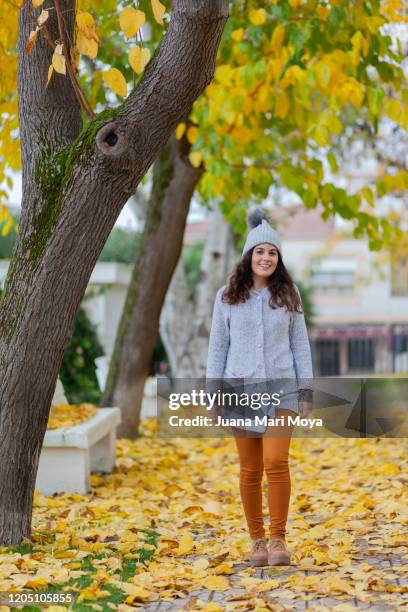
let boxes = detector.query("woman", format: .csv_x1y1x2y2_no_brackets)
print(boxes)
205,207,313,567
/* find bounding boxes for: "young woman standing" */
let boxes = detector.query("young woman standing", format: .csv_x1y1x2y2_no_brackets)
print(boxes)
206,207,313,567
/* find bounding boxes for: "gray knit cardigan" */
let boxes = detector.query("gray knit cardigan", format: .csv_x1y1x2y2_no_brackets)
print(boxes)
206,284,313,383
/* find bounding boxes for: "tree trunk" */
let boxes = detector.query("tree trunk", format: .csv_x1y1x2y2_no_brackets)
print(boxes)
160,205,237,378
101,131,204,437
0,0,228,545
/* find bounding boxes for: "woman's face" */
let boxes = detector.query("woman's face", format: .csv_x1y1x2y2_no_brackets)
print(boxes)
251,243,279,281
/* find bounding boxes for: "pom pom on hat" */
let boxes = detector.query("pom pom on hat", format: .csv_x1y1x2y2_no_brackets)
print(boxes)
242,206,282,256
247,206,269,229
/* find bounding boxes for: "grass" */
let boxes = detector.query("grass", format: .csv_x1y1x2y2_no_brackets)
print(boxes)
12,527,160,611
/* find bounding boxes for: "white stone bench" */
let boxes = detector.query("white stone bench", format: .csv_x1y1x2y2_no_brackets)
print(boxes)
141,376,158,418
36,407,121,496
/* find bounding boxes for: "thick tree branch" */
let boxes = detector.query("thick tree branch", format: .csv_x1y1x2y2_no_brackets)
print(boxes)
17,0,82,225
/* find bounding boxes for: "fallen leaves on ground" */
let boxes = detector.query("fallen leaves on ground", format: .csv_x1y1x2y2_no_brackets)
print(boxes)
0,418,406,610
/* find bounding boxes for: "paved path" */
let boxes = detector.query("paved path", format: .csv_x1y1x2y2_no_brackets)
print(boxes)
143,529,407,611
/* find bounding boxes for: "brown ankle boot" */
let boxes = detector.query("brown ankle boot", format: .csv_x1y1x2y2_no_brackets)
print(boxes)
268,538,291,566
249,537,268,567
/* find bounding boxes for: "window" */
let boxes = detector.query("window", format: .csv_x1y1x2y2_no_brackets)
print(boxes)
315,340,340,375
347,339,374,372
309,257,355,292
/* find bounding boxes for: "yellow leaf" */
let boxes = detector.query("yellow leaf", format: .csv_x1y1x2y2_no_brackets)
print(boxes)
317,61,331,88
189,151,202,168
32,0,45,7
231,125,253,145
176,123,186,139
53,550,77,558
52,44,66,75
103,68,127,97
257,579,280,591
384,98,402,123
312,550,330,564
177,532,194,555
321,576,353,593
25,577,48,589
316,6,329,19
326,112,343,135
275,91,289,119
271,25,285,50
76,33,98,59
201,575,230,591
311,125,329,146
249,8,266,26
76,12,99,42
349,84,364,108
213,562,233,575
37,9,49,26
270,56,286,83
192,557,210,572
77,584,111,602
70,47,80,70
202,499,223,516
120,8,145,38
377,462,400,475
186,126,199,144
47,64,54,84
1,216,13,236
151,0,166,25
232,28,244,42
128,46,151,75
281,65,303,89
351,31,367,66
26,28,39,55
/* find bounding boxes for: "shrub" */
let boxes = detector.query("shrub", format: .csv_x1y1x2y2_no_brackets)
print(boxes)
59,307,104,404
99,227,141,264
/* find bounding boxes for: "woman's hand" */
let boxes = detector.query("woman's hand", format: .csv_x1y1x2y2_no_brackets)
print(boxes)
298,400,313,417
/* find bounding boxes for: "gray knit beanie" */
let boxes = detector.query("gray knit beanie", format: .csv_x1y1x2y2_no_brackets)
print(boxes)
242,207,282,256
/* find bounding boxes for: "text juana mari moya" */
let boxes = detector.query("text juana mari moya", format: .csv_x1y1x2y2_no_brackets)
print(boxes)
165,390,323,428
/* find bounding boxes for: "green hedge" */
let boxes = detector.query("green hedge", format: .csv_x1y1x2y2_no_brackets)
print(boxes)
0,217,141,264
59,307,104,404
99,227,141,264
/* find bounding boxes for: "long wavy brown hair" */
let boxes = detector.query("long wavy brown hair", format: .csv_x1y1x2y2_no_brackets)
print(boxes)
221,247,303,312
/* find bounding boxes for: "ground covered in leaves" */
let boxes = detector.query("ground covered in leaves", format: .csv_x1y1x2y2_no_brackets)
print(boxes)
0,418,406,611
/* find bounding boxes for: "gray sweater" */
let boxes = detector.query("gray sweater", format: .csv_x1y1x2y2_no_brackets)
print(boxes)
206,284,313,383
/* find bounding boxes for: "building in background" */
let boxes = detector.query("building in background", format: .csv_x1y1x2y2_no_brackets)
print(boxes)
273,205,408,375
185,205,408,376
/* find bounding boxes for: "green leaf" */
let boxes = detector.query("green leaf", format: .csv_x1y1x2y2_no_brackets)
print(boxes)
327,153,339,174
302,190,317,209
328,7,346,30
288,25,309,53
367,87,384,116
279,165,304,192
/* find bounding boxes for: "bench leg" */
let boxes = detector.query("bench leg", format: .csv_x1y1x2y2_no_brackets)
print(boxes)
90,429,116,473
36,447,90,495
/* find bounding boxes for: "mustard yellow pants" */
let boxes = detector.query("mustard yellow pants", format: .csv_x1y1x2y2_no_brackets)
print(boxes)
232,408,297,540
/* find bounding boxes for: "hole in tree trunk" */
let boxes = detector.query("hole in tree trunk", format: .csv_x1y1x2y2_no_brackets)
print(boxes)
105,132,119,147
96,122,127,157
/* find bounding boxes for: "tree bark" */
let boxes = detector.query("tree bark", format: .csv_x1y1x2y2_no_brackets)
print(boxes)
101,131,204,437
160,205,237,378
0,0,228,545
